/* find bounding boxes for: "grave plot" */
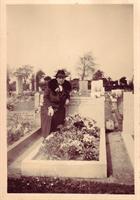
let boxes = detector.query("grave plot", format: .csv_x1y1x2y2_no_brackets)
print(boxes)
21,97,107,178
7,92,41,163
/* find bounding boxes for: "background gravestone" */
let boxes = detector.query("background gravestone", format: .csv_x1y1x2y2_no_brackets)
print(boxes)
91,80,104,98
16,76,23,94
79,80,89,96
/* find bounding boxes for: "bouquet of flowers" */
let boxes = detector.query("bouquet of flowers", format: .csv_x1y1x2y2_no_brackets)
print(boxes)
39,114,100,161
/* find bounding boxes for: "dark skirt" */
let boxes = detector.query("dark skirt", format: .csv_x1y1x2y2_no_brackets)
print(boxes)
41,105,65,138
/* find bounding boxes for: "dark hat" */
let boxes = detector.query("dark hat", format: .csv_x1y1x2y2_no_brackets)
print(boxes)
55,70,67,78
44,76,51,81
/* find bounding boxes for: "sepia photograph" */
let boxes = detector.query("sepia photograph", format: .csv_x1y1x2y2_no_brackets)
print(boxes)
1,0,140,199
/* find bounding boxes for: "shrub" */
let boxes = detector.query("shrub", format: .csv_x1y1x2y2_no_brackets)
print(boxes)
7,112,36,145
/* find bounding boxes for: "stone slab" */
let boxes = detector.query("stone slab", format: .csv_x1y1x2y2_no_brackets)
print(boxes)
66,97,105,128
123,92,134,136
122,92,134,167
122,134,134,168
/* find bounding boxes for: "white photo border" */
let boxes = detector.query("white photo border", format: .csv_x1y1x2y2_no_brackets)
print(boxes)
0,0,140,200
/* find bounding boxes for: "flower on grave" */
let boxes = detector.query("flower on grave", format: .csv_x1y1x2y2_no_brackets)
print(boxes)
70,139,82,147
15,123,22,131
38,114,100,160
45,133,55,141
86,127,100,138
65,116,72,122
83,147,99,160
60,139,81,150
83,134,96,144
83,118,97,129
23,127,29,134
82,134,99,149
60,139,84,159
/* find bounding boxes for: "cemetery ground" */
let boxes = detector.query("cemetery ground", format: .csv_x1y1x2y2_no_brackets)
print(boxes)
7,92,134,194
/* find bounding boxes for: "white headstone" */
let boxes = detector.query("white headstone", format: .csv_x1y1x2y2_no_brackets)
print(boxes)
91,80,104,98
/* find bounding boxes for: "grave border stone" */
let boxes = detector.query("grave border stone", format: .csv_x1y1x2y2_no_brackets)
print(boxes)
21,97,107,178
21,128,107,178
8,128,40,163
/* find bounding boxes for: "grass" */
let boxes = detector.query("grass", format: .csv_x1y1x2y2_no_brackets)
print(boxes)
8,176,134,194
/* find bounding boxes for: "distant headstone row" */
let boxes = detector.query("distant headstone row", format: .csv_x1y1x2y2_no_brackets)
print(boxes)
79,80,104,98
13,75,133,95
35,80,105,109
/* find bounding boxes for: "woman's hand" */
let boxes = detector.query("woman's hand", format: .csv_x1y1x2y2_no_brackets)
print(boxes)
55,87,60,92
65,99,70,105
48,106,54,116
55,85,63,92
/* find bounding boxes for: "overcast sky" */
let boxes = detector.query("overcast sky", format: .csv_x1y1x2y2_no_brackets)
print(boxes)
7,4,133,80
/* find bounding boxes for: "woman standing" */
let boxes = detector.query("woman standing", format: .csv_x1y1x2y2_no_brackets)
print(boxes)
41,70,71,143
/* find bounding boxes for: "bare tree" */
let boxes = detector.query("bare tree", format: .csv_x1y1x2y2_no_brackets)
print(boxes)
77,52,96,80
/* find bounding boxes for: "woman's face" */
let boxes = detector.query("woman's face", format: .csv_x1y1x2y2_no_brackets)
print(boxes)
56,76,65,85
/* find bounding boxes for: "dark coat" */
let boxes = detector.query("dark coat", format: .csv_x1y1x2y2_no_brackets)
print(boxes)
41,79,71,137
43,78,71,108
